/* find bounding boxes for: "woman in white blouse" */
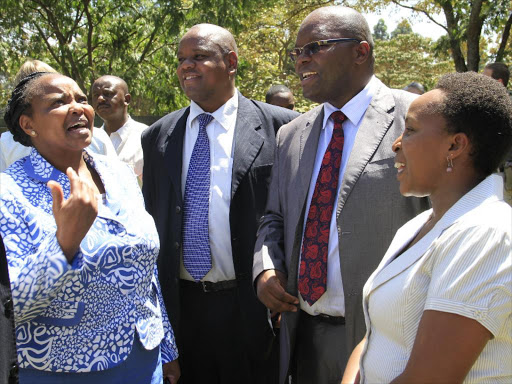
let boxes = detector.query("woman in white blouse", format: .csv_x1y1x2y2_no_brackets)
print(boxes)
343,72,512,383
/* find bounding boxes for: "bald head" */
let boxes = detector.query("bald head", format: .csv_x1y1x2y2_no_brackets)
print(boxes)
93,75,129,94
300,6,374,57
183,24,238,56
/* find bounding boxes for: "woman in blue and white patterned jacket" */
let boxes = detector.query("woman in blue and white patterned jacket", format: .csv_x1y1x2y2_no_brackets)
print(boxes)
0,72,180,383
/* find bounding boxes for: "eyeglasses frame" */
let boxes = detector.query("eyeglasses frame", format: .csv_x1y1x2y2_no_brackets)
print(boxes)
289,38,362,62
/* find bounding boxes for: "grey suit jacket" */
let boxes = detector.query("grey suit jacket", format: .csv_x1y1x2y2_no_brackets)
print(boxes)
253,78,429,383
0,235,18,384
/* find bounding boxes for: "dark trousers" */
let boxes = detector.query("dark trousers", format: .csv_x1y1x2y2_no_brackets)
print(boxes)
291,310,348,384
178,282,269,384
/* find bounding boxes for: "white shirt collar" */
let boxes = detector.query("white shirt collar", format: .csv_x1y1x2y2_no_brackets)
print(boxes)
189,91,239,132
322,76,377,129
101,116,132,140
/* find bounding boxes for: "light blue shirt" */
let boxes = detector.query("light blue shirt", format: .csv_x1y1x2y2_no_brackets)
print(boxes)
0,148,178,372
300,76,376,316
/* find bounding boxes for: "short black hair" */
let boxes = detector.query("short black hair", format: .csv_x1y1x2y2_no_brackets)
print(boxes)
403,82,425,94
484,62,510,87
435,71,512,177
3,72,52,147
265,85,292,103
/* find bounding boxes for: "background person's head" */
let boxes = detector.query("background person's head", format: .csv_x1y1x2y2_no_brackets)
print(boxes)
293,6,374,108
14,59,57,85
177,24,238,113
483,62,510,87
265,85,295,110
4,73,94,157
91,75,130,126
403,82,425,95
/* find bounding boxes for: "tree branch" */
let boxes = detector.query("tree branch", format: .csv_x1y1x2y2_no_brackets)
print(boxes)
391,0,448,32
496,11,512,62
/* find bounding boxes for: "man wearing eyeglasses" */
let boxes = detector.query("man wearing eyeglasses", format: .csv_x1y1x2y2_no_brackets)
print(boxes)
253,6,429,384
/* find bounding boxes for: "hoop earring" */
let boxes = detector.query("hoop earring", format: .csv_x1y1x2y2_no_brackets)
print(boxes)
446,156,454,173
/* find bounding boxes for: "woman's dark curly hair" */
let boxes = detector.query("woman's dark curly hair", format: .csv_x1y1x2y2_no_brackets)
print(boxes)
434,71,512,177
3,71,52,147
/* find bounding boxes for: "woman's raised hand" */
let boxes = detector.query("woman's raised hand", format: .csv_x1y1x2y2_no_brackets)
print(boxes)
47,167,98,261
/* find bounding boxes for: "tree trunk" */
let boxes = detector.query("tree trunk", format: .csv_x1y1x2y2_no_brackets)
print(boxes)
496,12,512,62
466,0,485,71
438,0,467,72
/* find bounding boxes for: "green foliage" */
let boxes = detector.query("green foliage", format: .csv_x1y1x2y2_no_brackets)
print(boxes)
390,19,413,38
351,0,512,72
0,0,509,116
373,19,389,41
374,33,454,90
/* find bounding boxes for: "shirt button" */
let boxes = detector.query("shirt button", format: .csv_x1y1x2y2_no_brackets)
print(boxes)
174,242,180,250
175,206,181,214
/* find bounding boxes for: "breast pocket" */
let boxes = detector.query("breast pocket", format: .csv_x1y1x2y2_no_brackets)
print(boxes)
33,300,85,326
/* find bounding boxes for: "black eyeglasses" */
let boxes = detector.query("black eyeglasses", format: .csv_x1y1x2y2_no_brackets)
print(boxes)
289,38,361,62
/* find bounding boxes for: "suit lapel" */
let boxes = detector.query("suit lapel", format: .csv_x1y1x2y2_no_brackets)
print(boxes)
298,106,324,209
336,81,395,216
231,94,264,198
163,109,189,205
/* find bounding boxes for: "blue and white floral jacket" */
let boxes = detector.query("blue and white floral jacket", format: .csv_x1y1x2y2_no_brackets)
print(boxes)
0,148,178,372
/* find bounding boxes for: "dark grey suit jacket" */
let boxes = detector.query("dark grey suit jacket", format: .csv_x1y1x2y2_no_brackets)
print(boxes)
0,235,18,384
253,78,430,383
142,92,299,358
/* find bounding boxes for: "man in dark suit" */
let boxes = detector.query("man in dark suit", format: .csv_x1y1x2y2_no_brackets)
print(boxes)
253,6,429,384
1,235,18,384
142,23,298,384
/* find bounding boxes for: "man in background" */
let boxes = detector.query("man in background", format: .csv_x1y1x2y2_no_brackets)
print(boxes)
91,75,147,182
266,84,295,110
483,62,510,88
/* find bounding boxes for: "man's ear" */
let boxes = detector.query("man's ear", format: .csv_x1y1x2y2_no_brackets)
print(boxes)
498,78,504,85
124,93,131,106
354,41,371,65
226,51,238,76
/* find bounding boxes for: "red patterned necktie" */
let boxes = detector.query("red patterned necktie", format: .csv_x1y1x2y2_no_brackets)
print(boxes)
298,111,346,306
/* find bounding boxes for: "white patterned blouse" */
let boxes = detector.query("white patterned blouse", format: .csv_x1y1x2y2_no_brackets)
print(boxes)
360,174,512,383
0,148,178,372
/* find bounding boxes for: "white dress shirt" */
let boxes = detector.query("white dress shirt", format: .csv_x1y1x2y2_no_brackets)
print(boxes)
100,117,148,178
0,128,117,173
299,76,377,316
360,175,512,383
180,93,238,282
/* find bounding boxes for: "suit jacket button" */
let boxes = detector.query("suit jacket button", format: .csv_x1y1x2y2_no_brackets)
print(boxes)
174,242,180,250
175,206,181,214
9,362,18,378
4,298,13,317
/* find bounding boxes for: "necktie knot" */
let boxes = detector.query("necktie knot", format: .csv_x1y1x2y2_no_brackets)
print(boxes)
330,111,346,126
197,113,214,131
